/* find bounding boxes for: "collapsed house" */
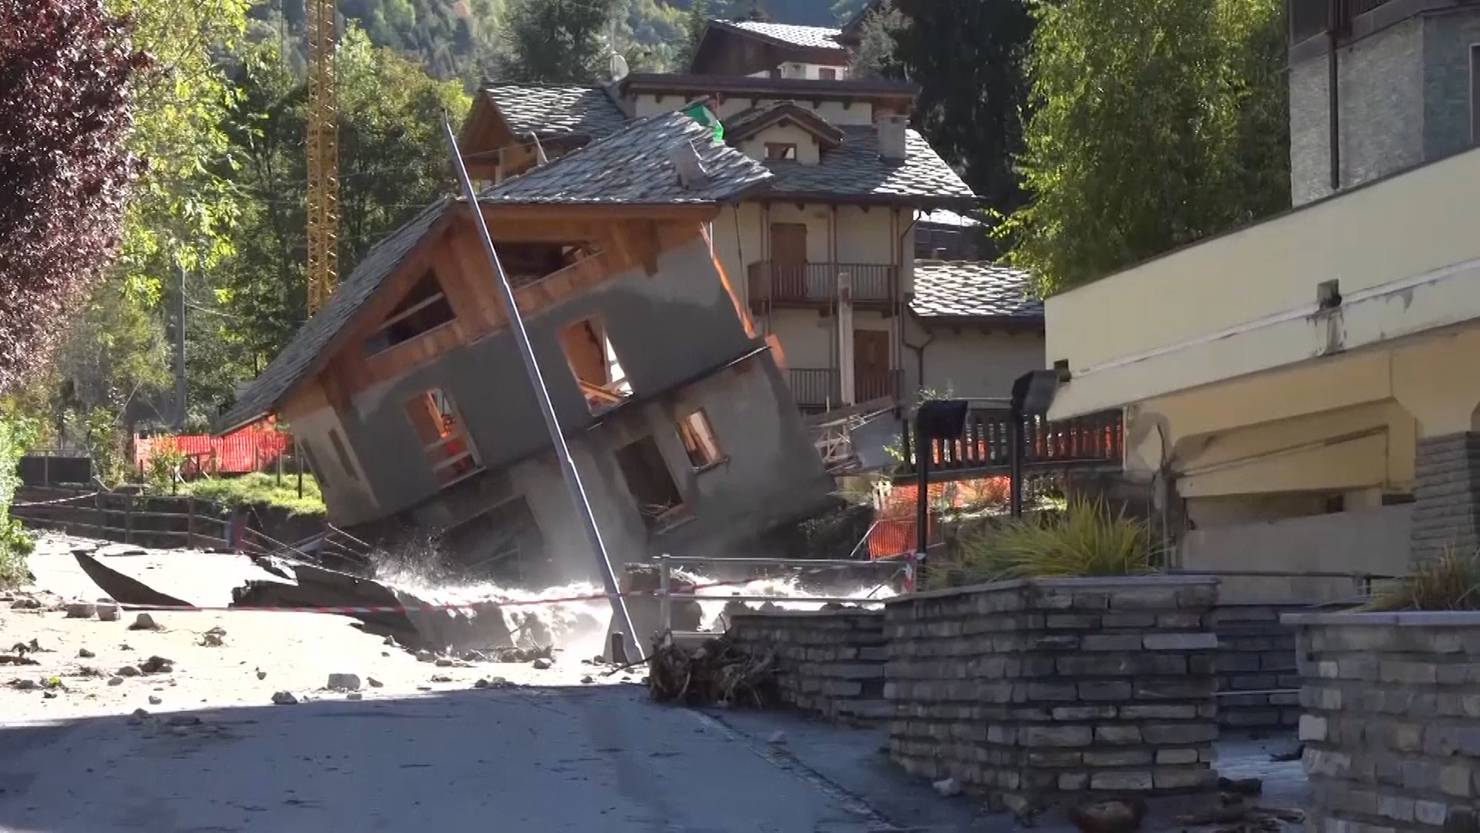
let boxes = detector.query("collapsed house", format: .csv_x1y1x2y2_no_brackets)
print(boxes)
218,111,837,585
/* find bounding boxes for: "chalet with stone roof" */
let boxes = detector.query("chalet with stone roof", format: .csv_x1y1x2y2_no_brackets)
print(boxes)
458,34,1045,415
222,112,836,582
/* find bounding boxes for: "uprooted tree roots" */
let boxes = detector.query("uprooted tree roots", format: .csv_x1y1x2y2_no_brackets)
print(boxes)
647,633,777,708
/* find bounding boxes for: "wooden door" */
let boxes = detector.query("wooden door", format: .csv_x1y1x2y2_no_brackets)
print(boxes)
770,222,808,301
854,330,892,401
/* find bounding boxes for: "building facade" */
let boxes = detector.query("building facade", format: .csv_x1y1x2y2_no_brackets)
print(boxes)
1046,0,1480,597
221,114,835,584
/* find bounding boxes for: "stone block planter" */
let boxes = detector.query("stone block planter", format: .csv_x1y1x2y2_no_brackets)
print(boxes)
885,576,1220,809
728,609,889,724
1213,603,1305,731
1287,611,1480,833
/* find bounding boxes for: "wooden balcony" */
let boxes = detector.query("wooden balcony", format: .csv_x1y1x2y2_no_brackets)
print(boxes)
788,368,902,411
747,262,897,311
897,407,1123,479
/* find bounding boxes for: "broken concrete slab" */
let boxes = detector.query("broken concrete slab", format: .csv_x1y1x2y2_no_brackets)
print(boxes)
73,551,192,609
231,562,511,652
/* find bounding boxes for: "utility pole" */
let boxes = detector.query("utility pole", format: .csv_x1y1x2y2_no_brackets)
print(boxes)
442,115,643,663
175,262,188,429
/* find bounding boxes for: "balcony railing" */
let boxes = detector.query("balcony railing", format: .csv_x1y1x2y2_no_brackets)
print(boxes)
747,262,897,308
898,407,1123,477
788,368,902,410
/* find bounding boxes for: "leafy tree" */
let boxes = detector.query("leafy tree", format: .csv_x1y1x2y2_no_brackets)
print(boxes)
847,0,903,80
0,0,143,392
889,0,1035,217
212,30,470,413
494,0,619,83
1007,0,1289,292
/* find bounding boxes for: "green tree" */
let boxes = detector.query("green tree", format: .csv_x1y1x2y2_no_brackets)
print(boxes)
1007,0,1289,292
494,0,619,83
888,0,1035,217
847,0,903,80
212,30,470,412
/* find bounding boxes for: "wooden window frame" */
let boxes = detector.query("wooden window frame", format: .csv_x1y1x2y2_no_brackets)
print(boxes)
405,388,482,488
364,271,457,357
327,428,359,482
559,315,634,414
676,409,725,470
818,67,838,81
765,142,798,161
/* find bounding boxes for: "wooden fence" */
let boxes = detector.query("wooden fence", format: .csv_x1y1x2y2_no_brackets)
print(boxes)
11,485,232,550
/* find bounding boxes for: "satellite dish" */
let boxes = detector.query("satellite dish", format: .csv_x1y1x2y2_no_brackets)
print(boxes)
609,53,630,81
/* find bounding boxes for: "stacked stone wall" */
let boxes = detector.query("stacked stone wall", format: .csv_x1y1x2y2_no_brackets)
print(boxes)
1214,604,1304,731
1289,612,1480,833
885,576,1220,808
728,609,889,724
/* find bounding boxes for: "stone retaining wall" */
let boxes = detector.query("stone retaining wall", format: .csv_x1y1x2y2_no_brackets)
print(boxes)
1214,604,1304,732
885,576,1220,809
728,609,889,725
1289,612,1480,833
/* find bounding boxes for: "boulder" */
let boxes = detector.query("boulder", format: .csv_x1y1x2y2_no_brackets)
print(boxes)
65,602,96,619
326,673,361,691
271,691,298,705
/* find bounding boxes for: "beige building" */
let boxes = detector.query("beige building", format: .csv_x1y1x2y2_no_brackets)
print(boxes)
1046,0,1480,590
458,21,1044,416
1046,134,1480,590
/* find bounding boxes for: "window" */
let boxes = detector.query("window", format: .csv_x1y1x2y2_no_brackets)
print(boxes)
677,410,723,469
615,436,686,529
765,142,798,161
442,497,545,584
364,271,455,355
300,440,328,488
1471,44,1480,145
559,316,633,413
328,429,359,482
818,67,837,81
405,388,480,487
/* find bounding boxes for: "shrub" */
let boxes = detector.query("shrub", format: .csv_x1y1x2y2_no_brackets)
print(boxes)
1365,548,1480,611
947,497,1155,583
0,414,40,588
173,472,326,517
145,437,185,490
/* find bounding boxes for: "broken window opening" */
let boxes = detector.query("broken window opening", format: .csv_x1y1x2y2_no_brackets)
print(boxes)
441,497,546,585
677,409,723,469
365,271,455,356
405,388,481,487
495,241,600,289
559,316,633,413
301,439,328,489
615,436,687,529
327,428,359,482
765,142,798,161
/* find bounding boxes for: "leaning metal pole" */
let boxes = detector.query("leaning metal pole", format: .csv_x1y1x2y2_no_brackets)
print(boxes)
440,116,643,661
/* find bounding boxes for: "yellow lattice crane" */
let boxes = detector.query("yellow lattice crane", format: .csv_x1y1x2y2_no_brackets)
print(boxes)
305,0,339,314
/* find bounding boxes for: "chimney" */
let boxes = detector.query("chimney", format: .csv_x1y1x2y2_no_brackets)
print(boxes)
878,114,907,162
670,140,710,190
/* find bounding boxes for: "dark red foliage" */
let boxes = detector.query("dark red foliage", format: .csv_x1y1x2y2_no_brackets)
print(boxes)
0,0,143,392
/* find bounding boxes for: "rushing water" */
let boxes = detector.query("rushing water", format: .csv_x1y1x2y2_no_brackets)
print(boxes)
373,568,900,660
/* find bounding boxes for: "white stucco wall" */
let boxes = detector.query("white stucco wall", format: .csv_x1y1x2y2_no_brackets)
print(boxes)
630,94,874,127
737,123,822,164
1181,504,1412,603
902,325,1045,401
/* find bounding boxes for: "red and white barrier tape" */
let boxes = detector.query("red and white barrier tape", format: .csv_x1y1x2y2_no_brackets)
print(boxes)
101,576,811,616
11,490,103,508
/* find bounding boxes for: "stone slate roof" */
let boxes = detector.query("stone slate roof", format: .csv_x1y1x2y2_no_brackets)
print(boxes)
481,111,772,205
910,260,1044,323
763,126,974,205
722,20,845,51
481,83,627,140
218,199,453,432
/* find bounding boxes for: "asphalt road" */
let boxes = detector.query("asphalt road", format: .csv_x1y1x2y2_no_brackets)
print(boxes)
0,685,907,833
